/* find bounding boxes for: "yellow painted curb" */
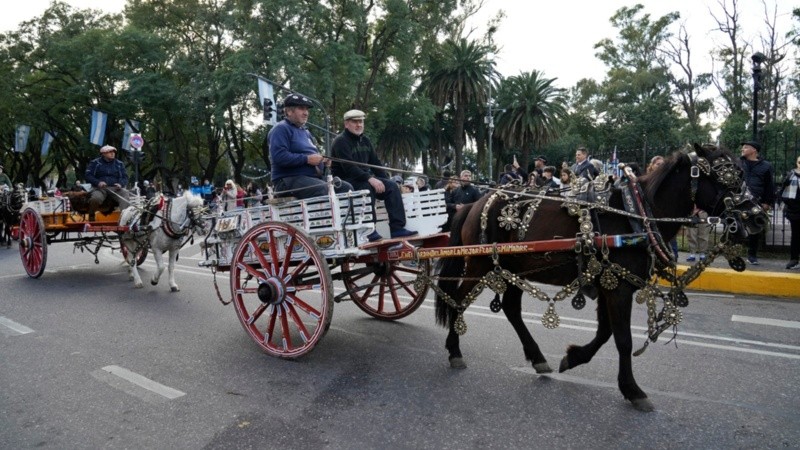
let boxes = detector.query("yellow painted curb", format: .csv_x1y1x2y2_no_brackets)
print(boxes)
658,266,800,298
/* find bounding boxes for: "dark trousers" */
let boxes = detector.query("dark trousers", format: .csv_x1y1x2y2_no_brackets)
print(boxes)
747,231,764,258
274,175,352,200
788,216,800,261
350,178,406,231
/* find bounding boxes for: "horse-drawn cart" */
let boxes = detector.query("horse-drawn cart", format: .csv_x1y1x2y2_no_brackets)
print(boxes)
16,195,147,278
198,185,451,358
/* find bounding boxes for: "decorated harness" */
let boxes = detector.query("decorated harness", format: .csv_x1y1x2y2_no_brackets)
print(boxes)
425,151,757,354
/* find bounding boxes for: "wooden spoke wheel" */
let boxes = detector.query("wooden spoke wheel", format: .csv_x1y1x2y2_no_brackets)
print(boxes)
341,258,431,321
120,241,149,266
229,221,333,359
18,208,47,278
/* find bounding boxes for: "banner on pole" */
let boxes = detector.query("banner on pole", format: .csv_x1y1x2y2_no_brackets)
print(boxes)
15,125,31,153
41,131,55,156
121,119,140,150
90,109,108,146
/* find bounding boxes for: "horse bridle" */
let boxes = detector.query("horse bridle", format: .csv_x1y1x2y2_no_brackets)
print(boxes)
160,197,207,240
687,151,762,236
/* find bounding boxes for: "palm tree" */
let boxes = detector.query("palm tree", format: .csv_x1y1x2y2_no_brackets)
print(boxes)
495,71,568,173
421,38,494,174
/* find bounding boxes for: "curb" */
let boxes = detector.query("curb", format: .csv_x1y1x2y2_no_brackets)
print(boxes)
658,265,800,298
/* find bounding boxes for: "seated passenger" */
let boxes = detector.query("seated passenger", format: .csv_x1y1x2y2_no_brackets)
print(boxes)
269,93,352,199
85,145,131,218
331,109,417,241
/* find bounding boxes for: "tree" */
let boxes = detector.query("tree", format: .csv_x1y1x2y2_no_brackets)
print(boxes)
494,71,568,173
422,37,494,174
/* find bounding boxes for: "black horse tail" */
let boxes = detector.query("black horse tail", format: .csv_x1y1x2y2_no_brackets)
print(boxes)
435,203,473,327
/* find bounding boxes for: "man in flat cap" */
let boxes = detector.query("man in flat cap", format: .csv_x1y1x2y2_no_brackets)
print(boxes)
269,93,352,199
332,109,416,241
740,140,775,265
85,145,131,218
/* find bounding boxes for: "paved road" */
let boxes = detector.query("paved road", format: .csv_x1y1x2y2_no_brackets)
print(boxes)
1,243,798,449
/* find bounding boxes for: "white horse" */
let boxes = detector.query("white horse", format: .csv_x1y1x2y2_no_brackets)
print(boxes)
119,192,207,291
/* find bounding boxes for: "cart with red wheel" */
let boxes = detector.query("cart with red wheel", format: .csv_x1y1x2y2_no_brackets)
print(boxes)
199,185,450,358
16,196,147,278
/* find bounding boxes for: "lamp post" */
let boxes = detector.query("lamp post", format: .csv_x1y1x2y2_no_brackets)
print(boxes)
751,52,767,141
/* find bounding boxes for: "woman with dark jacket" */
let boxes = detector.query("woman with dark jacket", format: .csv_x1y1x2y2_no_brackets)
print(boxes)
778,156,800,269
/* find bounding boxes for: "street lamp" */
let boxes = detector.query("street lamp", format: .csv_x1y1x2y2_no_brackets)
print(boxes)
751,52,767,141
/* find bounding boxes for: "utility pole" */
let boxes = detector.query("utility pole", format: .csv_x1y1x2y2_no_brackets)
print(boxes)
751,52,767,141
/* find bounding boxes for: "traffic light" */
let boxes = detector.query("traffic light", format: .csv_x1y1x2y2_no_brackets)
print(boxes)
130,150,146,164
276,101,285,122
263,98,274,120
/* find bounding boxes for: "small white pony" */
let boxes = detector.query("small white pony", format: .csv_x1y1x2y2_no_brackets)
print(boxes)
119,192,207,291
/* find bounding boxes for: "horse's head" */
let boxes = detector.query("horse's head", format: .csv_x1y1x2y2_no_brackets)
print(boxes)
688,143,768,240
180,192,209,236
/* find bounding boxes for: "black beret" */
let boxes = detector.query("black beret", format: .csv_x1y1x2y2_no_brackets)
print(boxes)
536,155,547,163
740,140,761,152
283,94,313,108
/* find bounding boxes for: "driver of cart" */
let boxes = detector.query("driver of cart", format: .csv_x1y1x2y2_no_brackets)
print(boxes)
268,93,353,200
85,145,131,216
0,164,12,189
331,109,417,241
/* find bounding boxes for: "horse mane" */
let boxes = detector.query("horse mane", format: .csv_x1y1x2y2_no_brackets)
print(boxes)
642,149,689,205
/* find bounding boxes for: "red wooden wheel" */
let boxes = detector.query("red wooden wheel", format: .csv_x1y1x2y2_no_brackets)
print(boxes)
18,208,47,278
229,221,333,359
341,258,430,320
120,240,149,266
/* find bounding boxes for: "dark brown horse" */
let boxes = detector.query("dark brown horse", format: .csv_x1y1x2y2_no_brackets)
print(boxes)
434,144,768,411
62,190,117,217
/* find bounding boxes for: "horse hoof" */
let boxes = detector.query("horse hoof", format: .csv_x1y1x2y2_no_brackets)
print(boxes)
558,356,570,373
134,283,143,289
449,357,466,369
533,362,553,374
151,280,158,286
170,286,179,292
631,398,655,412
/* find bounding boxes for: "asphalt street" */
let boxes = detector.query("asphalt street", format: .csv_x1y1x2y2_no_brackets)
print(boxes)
1,241,798,449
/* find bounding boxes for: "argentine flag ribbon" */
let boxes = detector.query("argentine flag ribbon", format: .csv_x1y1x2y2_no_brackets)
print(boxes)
15,125,31,153
90,109,108,146
41,131,56,156
121,119,140,150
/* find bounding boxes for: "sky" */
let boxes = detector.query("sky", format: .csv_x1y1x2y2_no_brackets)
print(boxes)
2,0,795,95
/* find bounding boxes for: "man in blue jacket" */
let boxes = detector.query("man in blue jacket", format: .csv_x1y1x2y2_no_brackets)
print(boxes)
331,109,416,241
740,140,775,265
269,93,352,199
85,145,130,217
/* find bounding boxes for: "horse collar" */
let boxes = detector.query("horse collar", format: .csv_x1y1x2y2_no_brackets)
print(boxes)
161,198,189,239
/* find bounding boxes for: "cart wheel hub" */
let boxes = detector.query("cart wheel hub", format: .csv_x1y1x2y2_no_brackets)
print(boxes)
258,277,286,305
20,237,31,250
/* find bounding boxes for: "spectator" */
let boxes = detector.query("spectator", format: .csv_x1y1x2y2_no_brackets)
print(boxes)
71,179,87,192
416,176,429,192
778,155,800,269
189,177,203,196
541,166,559,190
201,179,214,205
685,206,710,262
740,140,775,265
446,170,482,214
571,146,598,180
143,180,156,200
220,179,239,212
0,164,11,189
434,170,452,190
498,164,521,185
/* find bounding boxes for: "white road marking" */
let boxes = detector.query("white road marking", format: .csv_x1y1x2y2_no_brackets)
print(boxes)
98,365,185,399
0,316,34,335
731,315,800,329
